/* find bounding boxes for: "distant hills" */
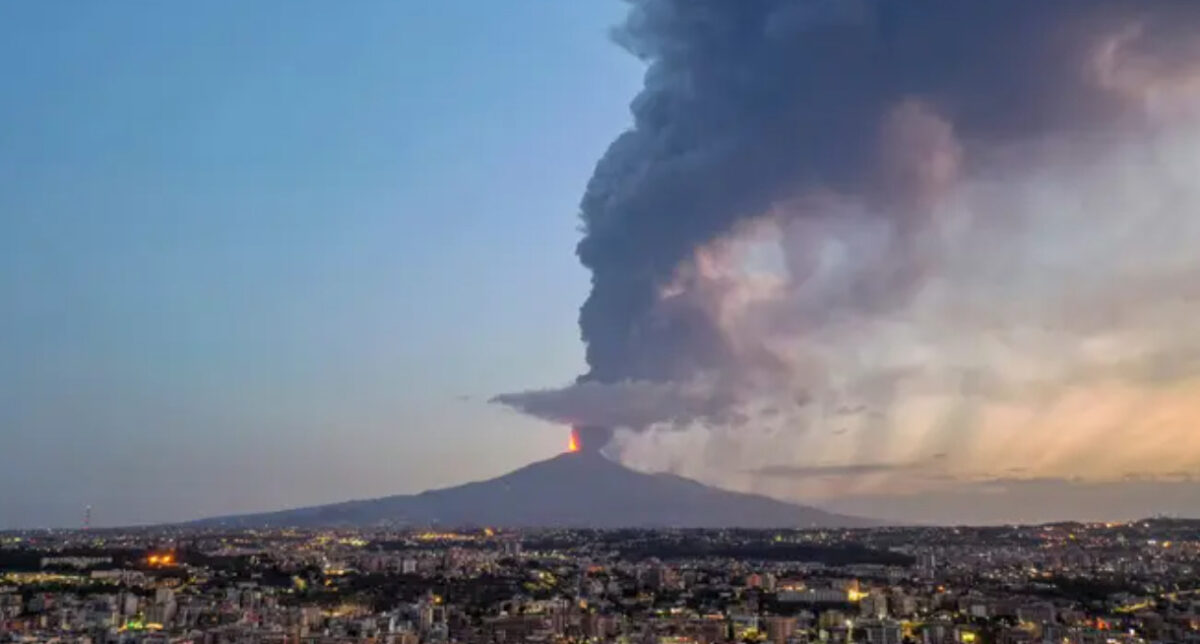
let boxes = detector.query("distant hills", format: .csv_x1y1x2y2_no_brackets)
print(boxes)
191,450,875,529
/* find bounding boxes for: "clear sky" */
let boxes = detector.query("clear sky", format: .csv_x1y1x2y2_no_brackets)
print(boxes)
0,1,642,528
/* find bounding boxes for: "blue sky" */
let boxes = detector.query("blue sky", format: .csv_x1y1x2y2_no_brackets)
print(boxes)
0,1,642,527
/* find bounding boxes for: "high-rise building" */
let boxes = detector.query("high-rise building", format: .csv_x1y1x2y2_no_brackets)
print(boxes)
764,615,797,644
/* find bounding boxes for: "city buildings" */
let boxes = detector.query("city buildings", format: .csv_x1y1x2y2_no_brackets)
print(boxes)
1,520,1197,643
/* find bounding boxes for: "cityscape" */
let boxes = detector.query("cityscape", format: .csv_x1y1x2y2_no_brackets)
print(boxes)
2,520,1199,643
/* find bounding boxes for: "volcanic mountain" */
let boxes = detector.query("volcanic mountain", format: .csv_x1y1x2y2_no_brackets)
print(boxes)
192,449,875,528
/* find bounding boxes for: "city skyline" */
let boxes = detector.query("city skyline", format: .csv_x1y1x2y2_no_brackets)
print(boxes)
6,521,1196,643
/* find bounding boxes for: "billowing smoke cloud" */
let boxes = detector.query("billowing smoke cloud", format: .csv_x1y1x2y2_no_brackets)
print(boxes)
496,0,1200,510
493,378,737,430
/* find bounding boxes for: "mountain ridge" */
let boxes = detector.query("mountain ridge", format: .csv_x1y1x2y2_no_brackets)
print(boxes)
190,451,876,529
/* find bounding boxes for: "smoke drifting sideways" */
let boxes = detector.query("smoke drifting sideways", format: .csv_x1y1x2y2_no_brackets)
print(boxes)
495,0,1200,495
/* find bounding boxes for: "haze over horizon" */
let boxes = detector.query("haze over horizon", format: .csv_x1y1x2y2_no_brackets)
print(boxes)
4,1,1200,529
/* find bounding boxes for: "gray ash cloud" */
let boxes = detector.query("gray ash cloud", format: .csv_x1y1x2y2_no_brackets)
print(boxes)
497,0,1200,464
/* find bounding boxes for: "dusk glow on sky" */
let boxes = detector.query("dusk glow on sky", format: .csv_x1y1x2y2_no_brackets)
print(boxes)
4,1,1200,528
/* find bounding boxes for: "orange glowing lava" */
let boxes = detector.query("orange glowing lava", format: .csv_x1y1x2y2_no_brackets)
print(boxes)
567,429,580,453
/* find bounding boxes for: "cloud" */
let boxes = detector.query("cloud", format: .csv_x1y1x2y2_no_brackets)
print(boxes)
491,378,743,430
752,462,918,479
824,477,1200,525
570,0,1200,387
494,0,1200,521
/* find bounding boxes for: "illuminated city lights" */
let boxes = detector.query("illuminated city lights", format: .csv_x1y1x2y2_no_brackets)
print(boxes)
147,552,175,566
0,522,1196,641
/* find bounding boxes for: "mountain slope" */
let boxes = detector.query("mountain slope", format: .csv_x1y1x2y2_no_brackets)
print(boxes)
192,451,875,528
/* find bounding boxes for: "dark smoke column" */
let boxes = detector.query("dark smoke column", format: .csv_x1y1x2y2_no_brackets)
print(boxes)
572,426,614,454
576,1,794,384
498,0,1200,448
575,0,1166,388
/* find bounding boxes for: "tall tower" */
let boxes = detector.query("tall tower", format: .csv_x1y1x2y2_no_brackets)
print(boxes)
84,505,92,531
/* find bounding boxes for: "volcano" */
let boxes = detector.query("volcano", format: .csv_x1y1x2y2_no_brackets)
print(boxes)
191,450,875,528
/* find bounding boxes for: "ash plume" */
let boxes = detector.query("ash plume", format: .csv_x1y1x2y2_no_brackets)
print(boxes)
496,0,1200,495
572,426,614,454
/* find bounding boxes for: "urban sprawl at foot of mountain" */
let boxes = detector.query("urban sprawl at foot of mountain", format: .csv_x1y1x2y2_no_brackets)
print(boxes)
2,521,1199,643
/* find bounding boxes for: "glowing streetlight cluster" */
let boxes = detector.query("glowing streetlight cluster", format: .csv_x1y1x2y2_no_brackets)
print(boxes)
147,553,175,566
